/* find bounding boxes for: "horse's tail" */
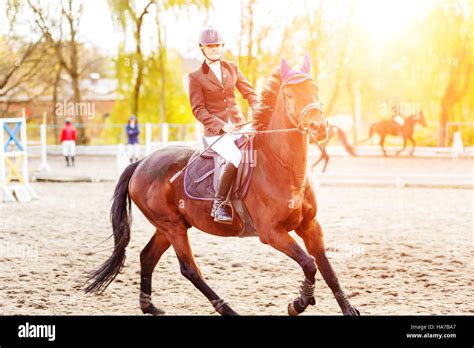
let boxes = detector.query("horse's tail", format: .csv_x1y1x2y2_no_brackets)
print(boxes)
334,126,357,156
359,123,376,143
84,160,141,294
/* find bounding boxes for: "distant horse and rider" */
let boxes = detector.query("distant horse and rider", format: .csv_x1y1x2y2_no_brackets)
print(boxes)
361,111,427,156
85,54,360,316
310,105,427,169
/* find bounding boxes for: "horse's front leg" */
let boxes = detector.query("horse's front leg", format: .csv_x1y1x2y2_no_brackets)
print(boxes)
408,136,416,156
321,148,330,173
260,230,317,315
312,145,326,172
296,219,360,316
312,155,323,171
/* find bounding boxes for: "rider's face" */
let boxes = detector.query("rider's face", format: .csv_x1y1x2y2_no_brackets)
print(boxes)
202,44,223,60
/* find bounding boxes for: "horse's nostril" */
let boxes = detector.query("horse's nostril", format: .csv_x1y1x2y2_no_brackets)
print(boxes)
317,130,328,142
309,123,320,131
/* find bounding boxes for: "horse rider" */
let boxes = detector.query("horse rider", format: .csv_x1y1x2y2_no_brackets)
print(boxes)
188,26,259,224
391,98,405,127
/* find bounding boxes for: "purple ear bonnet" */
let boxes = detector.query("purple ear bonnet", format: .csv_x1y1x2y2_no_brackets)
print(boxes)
280,53,312,85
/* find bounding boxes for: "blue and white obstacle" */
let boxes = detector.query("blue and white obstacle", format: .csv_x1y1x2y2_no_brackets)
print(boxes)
0,114,38,202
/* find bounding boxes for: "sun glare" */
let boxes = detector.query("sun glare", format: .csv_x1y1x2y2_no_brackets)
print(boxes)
353,0,432,41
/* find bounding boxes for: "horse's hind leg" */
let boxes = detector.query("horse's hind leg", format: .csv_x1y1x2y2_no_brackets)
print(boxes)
140,230,171,315
166,225,238,316
396,138,407,156
296,220,360,316
380,135,387,156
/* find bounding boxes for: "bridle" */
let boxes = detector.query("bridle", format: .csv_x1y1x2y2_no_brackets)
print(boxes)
281,88,328,134
279,79,327,136
231,77,328,139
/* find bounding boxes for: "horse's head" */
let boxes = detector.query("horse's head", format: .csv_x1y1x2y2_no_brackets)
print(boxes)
279,53,328,142
414,111,427,127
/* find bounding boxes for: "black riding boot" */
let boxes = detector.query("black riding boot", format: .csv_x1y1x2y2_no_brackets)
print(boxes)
211,162,238,224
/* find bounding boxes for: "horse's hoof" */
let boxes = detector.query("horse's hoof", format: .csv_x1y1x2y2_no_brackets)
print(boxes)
344,306,360,316
219,305,239,316
141,304,165,316
288,302,300,316
212,301,239,316
223,308,239,316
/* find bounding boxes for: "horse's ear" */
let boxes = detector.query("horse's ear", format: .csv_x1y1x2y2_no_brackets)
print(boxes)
280,58,291,80
301,52,311,74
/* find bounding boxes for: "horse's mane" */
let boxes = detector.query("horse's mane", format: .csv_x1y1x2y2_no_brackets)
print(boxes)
253,69,282,130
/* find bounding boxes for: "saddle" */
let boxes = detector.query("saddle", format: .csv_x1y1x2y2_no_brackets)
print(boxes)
183,135,257,236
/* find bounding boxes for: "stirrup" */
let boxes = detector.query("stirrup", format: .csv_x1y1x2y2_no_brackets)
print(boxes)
211,200,233,224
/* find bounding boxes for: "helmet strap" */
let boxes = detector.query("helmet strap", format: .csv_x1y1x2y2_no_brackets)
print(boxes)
200,44,224,63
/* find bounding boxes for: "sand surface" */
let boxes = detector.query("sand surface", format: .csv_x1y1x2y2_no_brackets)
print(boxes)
1,170,472,315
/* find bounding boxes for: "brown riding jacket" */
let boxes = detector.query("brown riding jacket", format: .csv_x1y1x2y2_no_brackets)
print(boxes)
188,60,259,136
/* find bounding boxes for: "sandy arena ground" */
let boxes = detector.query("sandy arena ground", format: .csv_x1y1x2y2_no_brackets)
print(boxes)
0,156,473,315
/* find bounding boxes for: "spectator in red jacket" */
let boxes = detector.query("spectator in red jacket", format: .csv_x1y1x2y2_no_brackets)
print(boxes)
60,119,77,167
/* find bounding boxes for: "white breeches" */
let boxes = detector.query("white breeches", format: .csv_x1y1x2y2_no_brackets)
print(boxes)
394,115,405,126
203,123,252,168
127,143,140,159
62,140,76,157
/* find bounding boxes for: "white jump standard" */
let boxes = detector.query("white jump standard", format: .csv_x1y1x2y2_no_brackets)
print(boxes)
0,116,38,202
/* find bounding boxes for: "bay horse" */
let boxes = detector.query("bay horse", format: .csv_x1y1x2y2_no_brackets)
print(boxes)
85,55,360,316
310,125,357,172
362,111,426,156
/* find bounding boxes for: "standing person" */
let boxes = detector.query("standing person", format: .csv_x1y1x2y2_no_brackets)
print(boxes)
60,118,77,167
126,115,140,163
188,26,259,224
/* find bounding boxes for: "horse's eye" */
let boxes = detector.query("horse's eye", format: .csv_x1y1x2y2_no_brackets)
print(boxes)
287,93,293,99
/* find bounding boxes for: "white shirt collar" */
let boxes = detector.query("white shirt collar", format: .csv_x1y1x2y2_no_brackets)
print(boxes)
207,61,222,82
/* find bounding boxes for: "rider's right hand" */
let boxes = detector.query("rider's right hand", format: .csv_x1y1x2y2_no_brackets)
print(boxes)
222,123,236,133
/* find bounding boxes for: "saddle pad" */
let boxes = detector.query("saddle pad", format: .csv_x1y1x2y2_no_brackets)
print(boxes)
183,137,254,201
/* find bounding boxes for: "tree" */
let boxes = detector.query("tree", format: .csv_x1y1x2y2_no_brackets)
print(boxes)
108,0,155,118
108,0,210,126
437,2,472,146
300,0,354,117
0,39,41,98
26,0,89,143
235,0,284,117
0,2,55,114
